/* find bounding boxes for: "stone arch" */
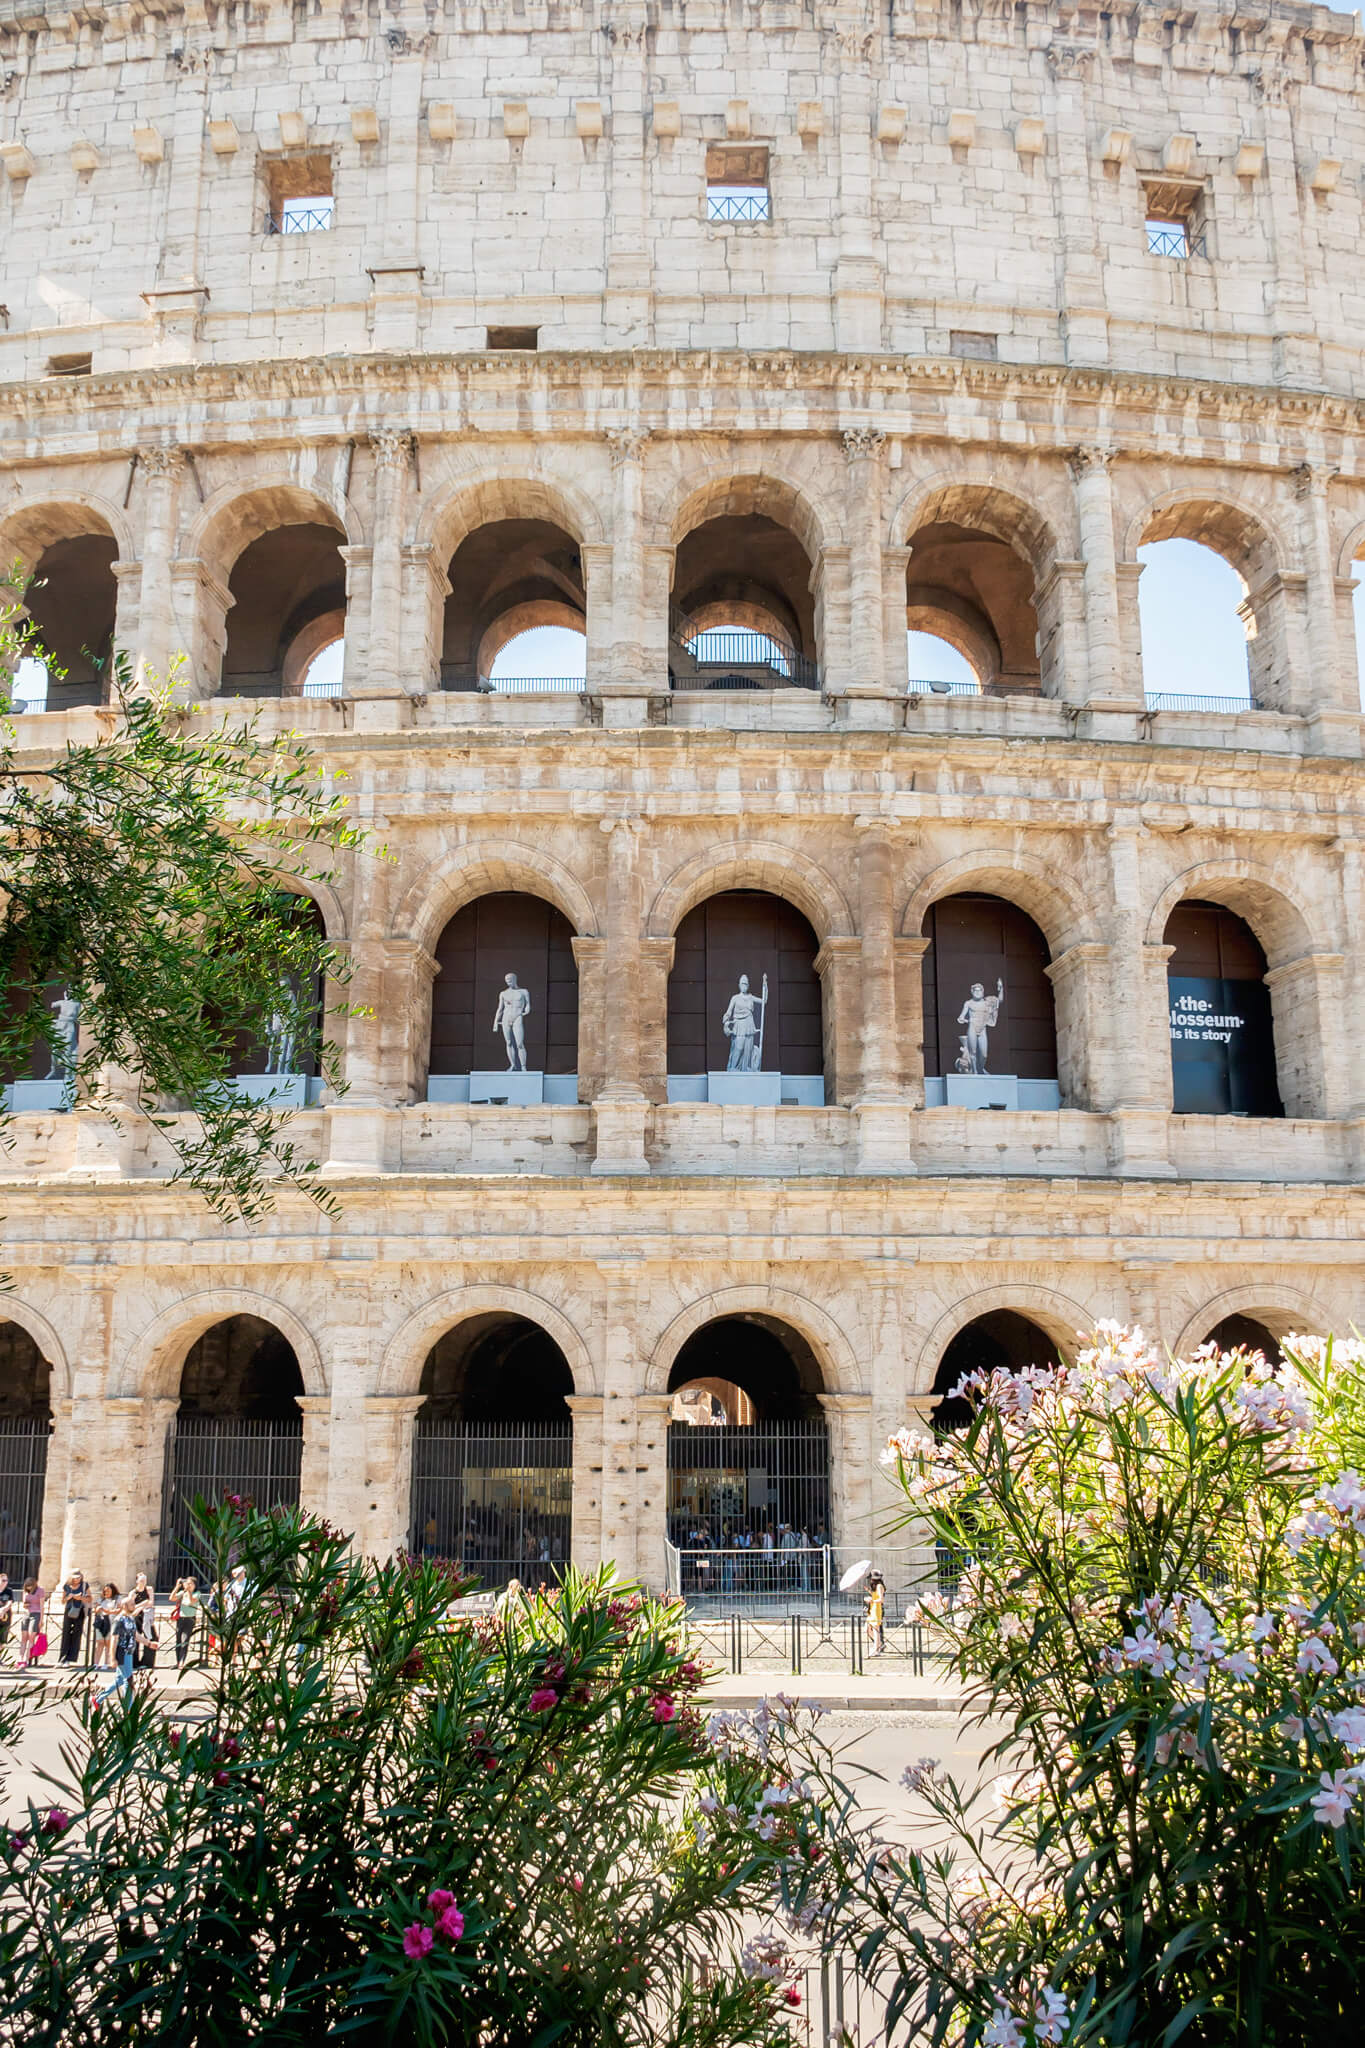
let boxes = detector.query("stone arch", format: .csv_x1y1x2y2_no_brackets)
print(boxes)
645,1286,861,1397
1334,516,1365,581
475,600,587,680
1124,488,1286,583
0,1301,71,1403
392,840,599,955
116,1290,328,1403
0,492,134,571
265,872,348,945
889,474,1064,577
663,467,828,563
417,469,605,563
1172,1285,1334,1361
376,1286,599,1399
1144,861,1320,970
187,477,360,580
647,842,854,943
910,1283,1096,1395
900,850,1095,957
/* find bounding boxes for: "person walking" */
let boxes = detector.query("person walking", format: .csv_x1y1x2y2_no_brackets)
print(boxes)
92,1583,119,1670
171,1577,200,1667
129,1574,158,1670
58,1572,92,1665
19,1578,46,1664
864,1571,886,1658
0,1575,13,1660
105,1596,139,1700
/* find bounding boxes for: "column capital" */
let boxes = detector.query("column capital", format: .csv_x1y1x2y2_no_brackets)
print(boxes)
1291,460,1337,501
137,442,186,480
841,425,887,462
1067,443,1115,478
370,428,415,471
605,424,651,466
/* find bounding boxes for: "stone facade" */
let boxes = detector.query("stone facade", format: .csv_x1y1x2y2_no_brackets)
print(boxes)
1,0,1363,1592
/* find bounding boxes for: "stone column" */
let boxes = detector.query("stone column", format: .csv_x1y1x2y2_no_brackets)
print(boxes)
1103,821,1175,1177
881,544,912,692
840,429,889,692
895,933,931,1108
360,1395,425,1561
602,426,660,704
1069,446,1138,709
401,542,450,695
297,1395,332,1524
134,445,186,691
580,544,613,697
169,555,234,696
365,431,414,696
638,937,676,1103
1264,951,1347,1120
1048,53,1107,367
853,824,913,1173
105,1394,177,1586
565,1394,604,1574
633,1392,673,1593
596,1267,644,1582
1292,464,1354,718
41,1397,75,1592
813,934,860,1107
817,1391,873,1556
338,546,373,697
833,26,883,351
592,817,649,1173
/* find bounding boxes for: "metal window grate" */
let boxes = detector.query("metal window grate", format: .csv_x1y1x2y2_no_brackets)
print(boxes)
411,1421,572,1591
1146,221,1206,259
0,1419,50,1584
265,203,335,236
158,1417,303,1585
706,191,771,223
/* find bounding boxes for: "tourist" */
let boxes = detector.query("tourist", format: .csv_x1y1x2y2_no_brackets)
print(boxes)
58,1571,92,1664
19,1578,45,1664
865,1570,886,1657
0,1574,13,1658
106,1596,139,1698
133,1578,160,1670
92,1583,119,1669
224,1564,249,1614
170,1576,200,1666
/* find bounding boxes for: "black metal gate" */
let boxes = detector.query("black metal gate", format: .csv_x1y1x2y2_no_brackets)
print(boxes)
158,1417,303,1585
410,1421,572,1592
667,1419,830,1552
0,1418,49,1583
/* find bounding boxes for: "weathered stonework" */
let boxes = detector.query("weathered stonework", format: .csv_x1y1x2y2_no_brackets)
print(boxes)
1,0,1363,1588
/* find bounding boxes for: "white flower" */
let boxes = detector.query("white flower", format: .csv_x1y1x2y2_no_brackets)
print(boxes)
983,2006,1025,2048
698,1791,719,1815
1326,1709,1365,1752
1035,1987,1070,2044
901,1757,942,1796
1250,1612,1276,1643
1297,1636,1340,1677
1311,1770,1356,1828
1218,1649,1256,1681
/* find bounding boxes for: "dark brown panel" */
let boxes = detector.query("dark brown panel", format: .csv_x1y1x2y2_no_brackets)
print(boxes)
921,894,1056,1080
431,892,578,1074
666,891,822,1074
1164,900,1268,980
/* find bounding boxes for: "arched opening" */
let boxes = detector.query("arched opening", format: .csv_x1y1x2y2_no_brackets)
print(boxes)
0,1323,53,1583
1138,538,1252,709
0,971,80,1113
921,894,1059,1110
441,518,585,693
485,624,587,691
669,513,820,690
158,1314,305,1583
220,519,347,699
906,629,982,695
929,1310,1063,1432
665,890,824,1106
903,501,1043,696
666,1314,829,1604
4,525,118,712
1203,1313,1283,1367
409,1314,573,1588
1164,900,1282,1118
427,891,580,1106
300,635,345,699
227,892,327,1108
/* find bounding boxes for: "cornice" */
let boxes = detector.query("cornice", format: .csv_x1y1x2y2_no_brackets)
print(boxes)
2,349,1365,468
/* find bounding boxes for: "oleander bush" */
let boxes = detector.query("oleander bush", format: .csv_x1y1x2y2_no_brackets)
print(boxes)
0,1500,806,2046
776,1327,1365,2047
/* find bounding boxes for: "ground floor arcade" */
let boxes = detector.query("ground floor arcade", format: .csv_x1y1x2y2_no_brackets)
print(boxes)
2,1173,1359,1595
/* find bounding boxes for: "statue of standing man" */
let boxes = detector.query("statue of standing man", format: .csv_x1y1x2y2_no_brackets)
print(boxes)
722,972,768,1073
493,972,532,1072
956,979,1005,1075
46,993,80,1081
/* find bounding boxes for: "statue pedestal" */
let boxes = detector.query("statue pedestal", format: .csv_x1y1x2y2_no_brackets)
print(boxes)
5,1080,71,1113
706,1071,782,1107
469,1070,544,1105
944,1073,1019,1111
231,1073,325,1107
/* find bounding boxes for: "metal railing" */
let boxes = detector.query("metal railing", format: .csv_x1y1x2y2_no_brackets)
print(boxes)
680,1606,944,1679
158,1419,303,1586
265,205,334,236
476,674,585,694
1146,222,1206,259
410,1420,572,1594
669,626,820,692
707,191,771,222
1144,690,1253,713
907,676,981,696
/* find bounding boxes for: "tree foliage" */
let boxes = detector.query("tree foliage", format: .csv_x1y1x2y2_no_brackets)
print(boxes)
0,579,364,1221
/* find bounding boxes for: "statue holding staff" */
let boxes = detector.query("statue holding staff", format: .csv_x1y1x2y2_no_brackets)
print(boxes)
722,971,768,1072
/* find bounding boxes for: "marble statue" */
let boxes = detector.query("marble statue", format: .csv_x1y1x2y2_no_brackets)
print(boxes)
45,993,80,1080
956,979,1004,1074
493,972,532,1071
722,971,768,1072
264,977,299,1076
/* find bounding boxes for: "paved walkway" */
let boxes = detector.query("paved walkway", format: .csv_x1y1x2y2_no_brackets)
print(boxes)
701,1667,969,1713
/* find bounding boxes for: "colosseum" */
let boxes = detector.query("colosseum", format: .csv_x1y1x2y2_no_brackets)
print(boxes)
1,0,1362,1602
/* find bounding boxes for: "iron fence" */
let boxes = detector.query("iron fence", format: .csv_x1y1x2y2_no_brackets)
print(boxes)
265,205,335,235
907,676,981,696
410,1420,572,1592
476,674,585,694
670,627,820,691
668,1546,831,1610
706,192,771,223
1144,690,1253,714
0,1419,48,1583
668,1419,829,1561
1146,222,1206,259
158,1417,303,1585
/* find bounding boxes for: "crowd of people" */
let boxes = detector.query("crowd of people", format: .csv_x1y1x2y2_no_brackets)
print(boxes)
0,1566,247,1695
668,1516,831,1596
415,1501,569,1586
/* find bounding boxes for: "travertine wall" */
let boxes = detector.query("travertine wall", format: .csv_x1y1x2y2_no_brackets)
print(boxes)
1,0,1363,1592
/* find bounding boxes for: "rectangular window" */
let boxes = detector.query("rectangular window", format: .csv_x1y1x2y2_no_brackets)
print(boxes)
1141,176,1206,259
264,153,334,236
706,144,771,223
485,326,539,351
45,352,93,377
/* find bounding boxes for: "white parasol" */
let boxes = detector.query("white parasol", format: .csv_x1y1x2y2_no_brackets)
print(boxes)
838,1558,871,1592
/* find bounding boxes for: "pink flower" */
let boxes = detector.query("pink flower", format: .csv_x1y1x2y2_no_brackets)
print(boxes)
784,1986,802,2007
41,1809,70,1836
652,1694,676,1724
403,1923,435,1959
528,1687,558,1714
428,1889,456,1915
1311,1770,1356,1829
436,1905,465,1942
